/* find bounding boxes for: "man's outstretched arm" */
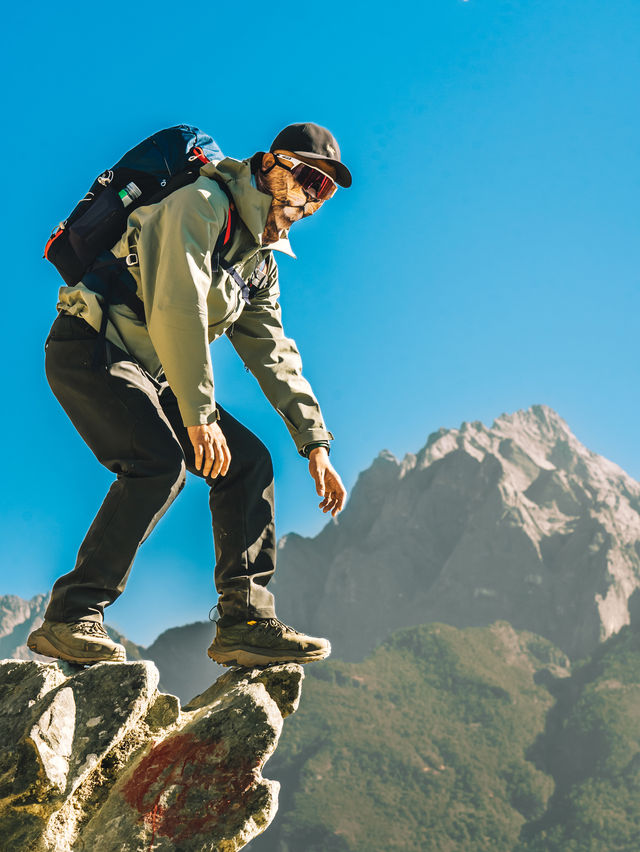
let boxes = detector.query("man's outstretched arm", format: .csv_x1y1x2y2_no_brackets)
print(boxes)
229,258,346,514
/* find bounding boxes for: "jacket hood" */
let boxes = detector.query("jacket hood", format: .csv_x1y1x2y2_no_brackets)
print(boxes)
200,158,295,257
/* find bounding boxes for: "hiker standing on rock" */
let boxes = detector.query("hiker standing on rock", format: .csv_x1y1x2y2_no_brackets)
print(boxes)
29,122,350,667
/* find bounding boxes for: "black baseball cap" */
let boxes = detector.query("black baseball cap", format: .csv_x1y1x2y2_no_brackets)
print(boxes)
270,122,352,188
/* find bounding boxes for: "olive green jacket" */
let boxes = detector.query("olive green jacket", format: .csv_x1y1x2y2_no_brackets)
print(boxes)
57,157,333,454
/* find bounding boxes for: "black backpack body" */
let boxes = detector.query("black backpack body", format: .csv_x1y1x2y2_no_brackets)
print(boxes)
44,124,225,287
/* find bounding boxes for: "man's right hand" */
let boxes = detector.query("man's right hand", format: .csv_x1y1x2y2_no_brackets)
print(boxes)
187,422,231,478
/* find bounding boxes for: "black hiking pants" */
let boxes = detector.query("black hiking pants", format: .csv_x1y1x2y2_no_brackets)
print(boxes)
43,312,277,626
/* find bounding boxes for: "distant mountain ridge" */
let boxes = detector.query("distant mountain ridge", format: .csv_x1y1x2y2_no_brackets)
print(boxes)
0,593,48,661
272,405,640,660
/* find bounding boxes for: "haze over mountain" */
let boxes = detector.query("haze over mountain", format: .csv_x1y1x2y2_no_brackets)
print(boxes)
273,405,640,661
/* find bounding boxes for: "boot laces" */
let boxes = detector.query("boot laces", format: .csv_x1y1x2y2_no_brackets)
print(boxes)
259,618,302,637
73,621,109,638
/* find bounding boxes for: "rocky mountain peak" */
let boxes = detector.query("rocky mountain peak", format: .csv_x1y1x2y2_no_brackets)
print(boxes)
273,406,640,661
375,449,400,466
495,403,572,443
419,404,592,475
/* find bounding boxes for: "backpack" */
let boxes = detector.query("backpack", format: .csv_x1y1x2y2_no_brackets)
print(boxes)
43,125,250,367
44,124,227,287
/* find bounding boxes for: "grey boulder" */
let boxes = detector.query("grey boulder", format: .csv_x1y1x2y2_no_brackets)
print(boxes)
0,658,303,851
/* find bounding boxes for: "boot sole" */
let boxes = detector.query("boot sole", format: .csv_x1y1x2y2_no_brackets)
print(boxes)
207,645,330,668
27,631,126,665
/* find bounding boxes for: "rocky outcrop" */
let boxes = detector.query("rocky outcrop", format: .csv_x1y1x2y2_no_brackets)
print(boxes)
273,405,640,661
0,659,303,851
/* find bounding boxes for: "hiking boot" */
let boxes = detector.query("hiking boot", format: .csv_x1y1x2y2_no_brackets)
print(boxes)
27,620,126,664
207,617,331,667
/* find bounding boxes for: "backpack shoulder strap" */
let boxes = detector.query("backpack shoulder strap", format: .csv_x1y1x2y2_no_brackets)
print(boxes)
208,177,255,305
210,176,237,260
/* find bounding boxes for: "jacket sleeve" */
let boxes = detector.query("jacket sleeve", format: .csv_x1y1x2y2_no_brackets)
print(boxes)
228,254,334,455
133,183,222,426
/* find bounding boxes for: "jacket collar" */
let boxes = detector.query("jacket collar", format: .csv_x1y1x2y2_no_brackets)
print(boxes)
200,158,296,258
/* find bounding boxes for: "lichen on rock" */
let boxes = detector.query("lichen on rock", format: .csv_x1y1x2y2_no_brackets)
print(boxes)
0,658,303,851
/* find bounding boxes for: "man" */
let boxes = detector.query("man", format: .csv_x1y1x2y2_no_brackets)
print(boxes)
28,122,350,668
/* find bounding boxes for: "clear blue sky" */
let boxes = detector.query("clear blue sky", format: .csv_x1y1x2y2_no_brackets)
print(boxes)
1,0,638,645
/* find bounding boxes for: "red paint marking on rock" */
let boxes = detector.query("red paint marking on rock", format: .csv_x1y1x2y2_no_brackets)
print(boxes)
122,732,260,844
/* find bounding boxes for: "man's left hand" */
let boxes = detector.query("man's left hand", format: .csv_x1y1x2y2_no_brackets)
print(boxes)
308,447,347,517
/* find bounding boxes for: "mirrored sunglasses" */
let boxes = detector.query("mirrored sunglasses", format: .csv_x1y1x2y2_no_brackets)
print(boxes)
274,154,337,201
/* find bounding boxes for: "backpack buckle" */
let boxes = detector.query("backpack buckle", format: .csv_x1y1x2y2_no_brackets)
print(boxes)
125,253,138,267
